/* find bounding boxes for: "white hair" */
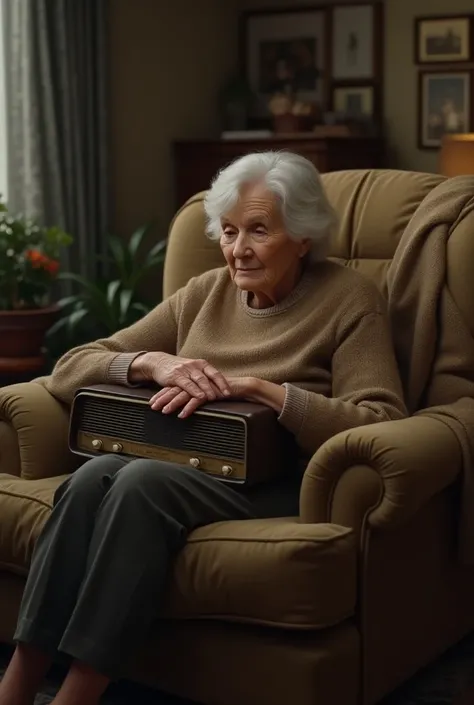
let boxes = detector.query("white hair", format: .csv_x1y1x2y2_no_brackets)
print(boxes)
203,151,337,261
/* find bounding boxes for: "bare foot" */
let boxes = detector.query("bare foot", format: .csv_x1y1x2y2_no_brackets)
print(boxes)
50,661,110,705
0,643,52,705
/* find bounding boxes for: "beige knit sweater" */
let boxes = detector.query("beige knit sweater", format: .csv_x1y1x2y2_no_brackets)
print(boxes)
39,262,407,457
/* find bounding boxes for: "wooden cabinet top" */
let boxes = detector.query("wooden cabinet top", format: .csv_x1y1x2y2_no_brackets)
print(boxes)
174,133,380,149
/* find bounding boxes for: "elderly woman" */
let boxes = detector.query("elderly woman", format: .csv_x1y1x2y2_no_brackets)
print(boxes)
0,152,406,705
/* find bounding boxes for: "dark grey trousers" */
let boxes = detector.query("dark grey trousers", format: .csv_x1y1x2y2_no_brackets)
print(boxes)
14,455,300,677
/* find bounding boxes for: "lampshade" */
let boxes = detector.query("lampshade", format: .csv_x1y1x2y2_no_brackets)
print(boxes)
439,133,474,176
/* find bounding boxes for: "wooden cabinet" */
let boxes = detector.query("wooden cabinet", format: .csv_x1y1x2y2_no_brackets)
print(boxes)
173,134,383,207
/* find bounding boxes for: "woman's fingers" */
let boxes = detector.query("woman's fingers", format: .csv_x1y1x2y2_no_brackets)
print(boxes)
203,364,231,396
172,375,207,400
175,380,222,418
148,376,227,418
189,370,217,400
149,387,174,406
152,356,230,402
162,390,192,414
153,387,202,417
178,396,203,419
150,387,185,411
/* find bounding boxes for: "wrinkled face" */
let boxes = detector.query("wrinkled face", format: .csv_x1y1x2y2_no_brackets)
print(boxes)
220,182,311,307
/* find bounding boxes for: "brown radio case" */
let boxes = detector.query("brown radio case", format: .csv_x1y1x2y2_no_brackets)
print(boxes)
68,384,296,486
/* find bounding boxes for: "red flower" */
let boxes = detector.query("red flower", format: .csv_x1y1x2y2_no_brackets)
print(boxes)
25,248,60,275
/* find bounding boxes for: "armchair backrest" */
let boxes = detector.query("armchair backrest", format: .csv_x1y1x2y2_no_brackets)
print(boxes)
164,169,443,297
164,169,474,409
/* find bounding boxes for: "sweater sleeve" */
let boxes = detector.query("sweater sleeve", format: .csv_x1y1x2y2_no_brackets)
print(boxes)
38,296,180,405
278,311,407,457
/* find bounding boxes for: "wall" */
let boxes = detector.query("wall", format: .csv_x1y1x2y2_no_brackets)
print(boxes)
108,0,238,237
385,0,474,172
237,0,474,173
109,0,473,240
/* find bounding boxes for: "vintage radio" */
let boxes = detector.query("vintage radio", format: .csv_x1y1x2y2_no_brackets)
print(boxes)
69,384,296,486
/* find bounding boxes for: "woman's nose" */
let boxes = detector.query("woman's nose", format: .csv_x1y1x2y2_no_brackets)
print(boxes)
232,232,249,258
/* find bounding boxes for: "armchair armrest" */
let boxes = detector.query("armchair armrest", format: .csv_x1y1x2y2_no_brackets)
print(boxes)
0,382,78,480
300,416,462,532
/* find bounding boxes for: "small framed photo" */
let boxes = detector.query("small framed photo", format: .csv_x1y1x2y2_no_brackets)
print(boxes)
240,8,328,117
418,70,473,149
331,4,382,81
415,15,473,64
332,85,375,119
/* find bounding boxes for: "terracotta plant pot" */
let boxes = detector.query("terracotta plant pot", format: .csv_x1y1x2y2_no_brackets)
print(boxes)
0,305,58,372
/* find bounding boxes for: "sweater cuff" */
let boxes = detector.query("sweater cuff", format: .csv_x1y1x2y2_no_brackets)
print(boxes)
278,383,309,437
107,352,147,387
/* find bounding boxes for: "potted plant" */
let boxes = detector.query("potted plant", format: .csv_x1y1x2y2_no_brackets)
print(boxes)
46,225,167,364
0,196,72,369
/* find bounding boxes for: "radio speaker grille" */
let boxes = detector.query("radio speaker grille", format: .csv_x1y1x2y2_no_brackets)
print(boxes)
79,395,246,461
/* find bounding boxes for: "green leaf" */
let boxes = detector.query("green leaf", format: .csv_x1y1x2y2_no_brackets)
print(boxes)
119,288,133,321
143,255,166,270
59,272,108,302
107,280,121,306
56,295,80,309
46,316,71,338
146,238,167,261
130,301,151,316
48,223,164,340
128,224,150,258
58,272,115,328
67,308,88,333
58,271,94,288
108,234,129,280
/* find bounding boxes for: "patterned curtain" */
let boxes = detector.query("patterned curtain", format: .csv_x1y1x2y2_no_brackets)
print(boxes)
3,0,108,278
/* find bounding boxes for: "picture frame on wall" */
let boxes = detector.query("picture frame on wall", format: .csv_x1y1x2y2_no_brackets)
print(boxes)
414,15,473,65
331,4,382,81
418,69,472,149
240,8,327,118
332,85,375,119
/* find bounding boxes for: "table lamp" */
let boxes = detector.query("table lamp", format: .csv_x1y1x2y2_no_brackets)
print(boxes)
439,133,474,176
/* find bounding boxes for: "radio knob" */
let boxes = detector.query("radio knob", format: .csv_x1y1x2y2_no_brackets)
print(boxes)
221,465,233,477
91,439,103,450
112,443,123,453
189,457,201,469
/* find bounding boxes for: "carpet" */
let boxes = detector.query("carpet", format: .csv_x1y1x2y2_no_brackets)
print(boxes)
1,633,474,704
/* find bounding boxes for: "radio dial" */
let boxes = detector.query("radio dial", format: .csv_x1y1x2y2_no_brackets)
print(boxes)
189,457,201,469
221,465,233,477
112,442,123,453
91,439,103,450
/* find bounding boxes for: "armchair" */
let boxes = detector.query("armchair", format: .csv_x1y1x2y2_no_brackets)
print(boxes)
1,169,474,705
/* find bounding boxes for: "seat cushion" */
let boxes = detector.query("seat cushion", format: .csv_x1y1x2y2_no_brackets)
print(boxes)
0,474,65,574
0,474,357,629
167,518,356,628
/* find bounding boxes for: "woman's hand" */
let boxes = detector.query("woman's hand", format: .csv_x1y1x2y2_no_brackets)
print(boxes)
149,381,222,418
129,352,231,401
149,377,287,418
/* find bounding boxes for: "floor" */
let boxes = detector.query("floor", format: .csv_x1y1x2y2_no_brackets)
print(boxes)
1,632,474,704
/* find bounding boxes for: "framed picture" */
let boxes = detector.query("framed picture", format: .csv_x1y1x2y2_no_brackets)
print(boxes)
418,70,473,149
415,15,473,64
240,8,328,117
333,85,375,119
331,4,382,81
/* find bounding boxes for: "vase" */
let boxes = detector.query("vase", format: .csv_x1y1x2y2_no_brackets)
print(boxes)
0,305,59,376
